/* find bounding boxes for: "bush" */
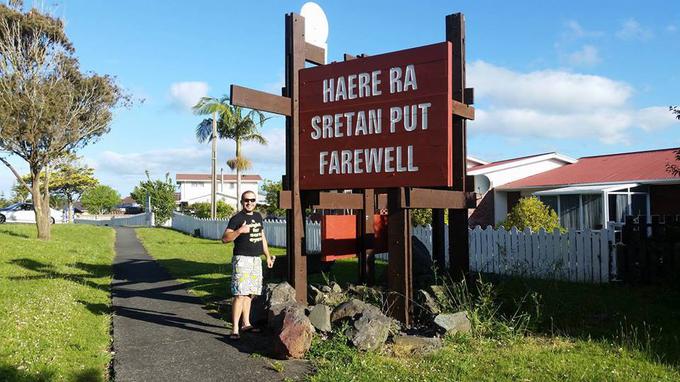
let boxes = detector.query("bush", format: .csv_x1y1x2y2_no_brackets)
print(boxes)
130,172,176,226
500,196,564,233
411,209,448,227
190,201,235,219
81,185,120,215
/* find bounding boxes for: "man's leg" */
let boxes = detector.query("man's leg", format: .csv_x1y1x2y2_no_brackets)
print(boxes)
231,295,244,334
241,295,252,327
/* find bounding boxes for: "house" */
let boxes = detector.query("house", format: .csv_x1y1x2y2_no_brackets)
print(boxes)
495,148,680,230
176,173,262,208
467,152,577,226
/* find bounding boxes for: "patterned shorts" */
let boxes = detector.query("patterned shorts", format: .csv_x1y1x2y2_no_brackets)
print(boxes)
231,255,263,296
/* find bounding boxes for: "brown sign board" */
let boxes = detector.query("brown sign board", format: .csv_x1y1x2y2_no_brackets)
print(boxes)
299,42,453,190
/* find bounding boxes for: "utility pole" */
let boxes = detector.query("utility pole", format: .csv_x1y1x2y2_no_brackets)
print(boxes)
210,111,217,219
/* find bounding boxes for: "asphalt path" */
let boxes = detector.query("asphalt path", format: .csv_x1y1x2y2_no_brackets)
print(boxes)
111,227,308,382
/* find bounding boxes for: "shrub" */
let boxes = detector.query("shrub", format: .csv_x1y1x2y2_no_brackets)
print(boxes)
190,200,235,219
81,185,120,215
130,172,176,226
411,209,448,227
500,196,564,233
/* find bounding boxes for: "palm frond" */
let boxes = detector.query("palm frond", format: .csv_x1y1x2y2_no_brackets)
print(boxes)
195,118,214,143
226,156,252,171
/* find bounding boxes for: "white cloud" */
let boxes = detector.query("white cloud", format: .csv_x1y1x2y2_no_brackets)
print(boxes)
616,19,653,41
667,24,678,33
168,81,209,111
468,61,672,144
567,45,601,66
636,107,678,131
563,20,602,39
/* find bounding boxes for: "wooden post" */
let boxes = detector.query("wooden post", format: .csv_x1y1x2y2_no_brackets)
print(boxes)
432,209,446,271
357,189,375,285
387,188,412,325
284,13,307,303
446,13,470,279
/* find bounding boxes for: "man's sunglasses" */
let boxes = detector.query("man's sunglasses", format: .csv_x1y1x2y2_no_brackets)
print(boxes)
242,198,256,203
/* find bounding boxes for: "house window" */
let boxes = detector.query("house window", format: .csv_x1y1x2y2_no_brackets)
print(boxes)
582,195,603,230
559,195,580,230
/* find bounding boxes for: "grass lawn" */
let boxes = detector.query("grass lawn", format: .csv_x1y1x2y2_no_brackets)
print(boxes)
135,227,680,381
0,224,116,382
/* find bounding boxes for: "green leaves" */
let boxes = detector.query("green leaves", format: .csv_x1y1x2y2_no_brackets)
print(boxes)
501,196,564,233
80,185,120,215
130,173,176,226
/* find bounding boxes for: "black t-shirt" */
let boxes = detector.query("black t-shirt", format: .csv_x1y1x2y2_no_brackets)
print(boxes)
227,211,264,257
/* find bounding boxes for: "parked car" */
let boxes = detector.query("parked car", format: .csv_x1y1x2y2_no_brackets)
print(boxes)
0,202,63,224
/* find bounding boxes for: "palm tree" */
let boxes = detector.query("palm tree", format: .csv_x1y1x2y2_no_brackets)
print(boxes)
194,95,268,211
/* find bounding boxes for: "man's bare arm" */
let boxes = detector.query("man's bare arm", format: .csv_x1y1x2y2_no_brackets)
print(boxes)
222,221,249,243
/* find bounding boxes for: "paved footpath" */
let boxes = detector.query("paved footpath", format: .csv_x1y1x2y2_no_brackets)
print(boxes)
111,227,309,382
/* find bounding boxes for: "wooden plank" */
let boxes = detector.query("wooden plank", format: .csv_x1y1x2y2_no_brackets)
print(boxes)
518,228,526,276
451,99,475,120
400,188,467,209
539,228,548,278
310,192,364,209
601,228,610,282
230,85,292,116
305,42,325,65
358,189,376,285
510,227,518,275
376,193,388,210
583,229,593,283
577,231,586,282
468,228,475,272
569,229,577,282
278,190,292,209
464,87,474,105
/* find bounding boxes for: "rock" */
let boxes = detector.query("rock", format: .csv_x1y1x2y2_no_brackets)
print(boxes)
330,281,342,293
308,304,332,332
429,285,449,308
416,289,441,316
273,305,315,359
412,235,434,289
347,285,384,304
392,335,443,356
321,285,332,293
331,299,381,322
346,308,391,351
267,302,295,329
269,282,297,307
433,311,471,335
308,284,324,305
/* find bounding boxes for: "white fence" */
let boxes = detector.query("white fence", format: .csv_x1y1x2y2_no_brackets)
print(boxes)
169,213,617,283
75,212,153,227
469,226,615,283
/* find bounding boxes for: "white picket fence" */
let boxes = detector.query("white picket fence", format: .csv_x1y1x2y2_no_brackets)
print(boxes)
75,212,153,227
171,212,323,253
469,226,616,283
169,213,617,283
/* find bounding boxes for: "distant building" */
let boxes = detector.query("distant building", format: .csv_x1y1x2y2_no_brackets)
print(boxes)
176,173,262,208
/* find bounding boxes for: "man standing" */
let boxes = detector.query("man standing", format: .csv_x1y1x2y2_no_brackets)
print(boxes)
222,191,274,340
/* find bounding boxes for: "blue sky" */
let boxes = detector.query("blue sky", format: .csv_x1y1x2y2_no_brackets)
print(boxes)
1,0,679,197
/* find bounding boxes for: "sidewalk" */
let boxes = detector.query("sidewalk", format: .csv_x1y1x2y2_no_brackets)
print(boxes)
111,227,309,382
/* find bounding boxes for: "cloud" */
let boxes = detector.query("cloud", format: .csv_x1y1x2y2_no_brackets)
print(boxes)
468,61,672,144
168,81,209,111
667,24,678,33
567,45,601,66
563,20,602,39
616,19,653,41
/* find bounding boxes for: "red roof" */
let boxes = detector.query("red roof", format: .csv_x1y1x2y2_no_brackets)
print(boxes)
176,173,263,182
501,148,680,189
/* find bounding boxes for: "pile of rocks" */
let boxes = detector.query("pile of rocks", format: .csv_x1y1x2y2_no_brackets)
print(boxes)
253,281,471,359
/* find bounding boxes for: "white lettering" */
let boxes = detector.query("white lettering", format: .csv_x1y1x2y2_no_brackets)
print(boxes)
407,145,418,171
403,64,417,91
322,115,333,138
418,103,431,130
341,150,352,174
358,73,370,97
335,76,347,101
311,116,321,139
371,70,382,96
389,107,402,133
396,146,407,172
384,147,395,172
344,112,355,137
389,67,402,94
323,78,333,103
333,113,344,138
329,151,340,174
368,109,382,135
319,151,328,175
353,149,364,174
347,74,357,99
403,105,417,131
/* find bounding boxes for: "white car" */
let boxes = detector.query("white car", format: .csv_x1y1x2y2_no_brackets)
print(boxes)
0,202,64,224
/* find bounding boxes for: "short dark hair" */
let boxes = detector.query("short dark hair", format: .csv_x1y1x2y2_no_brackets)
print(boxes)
241,191,255,201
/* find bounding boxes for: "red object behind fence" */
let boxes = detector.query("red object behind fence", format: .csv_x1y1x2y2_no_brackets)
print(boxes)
321,214,388,262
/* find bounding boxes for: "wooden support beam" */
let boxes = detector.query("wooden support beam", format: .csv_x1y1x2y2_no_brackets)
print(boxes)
285,13,307,304
309,192,364,210
452,99,475,120
230,85,292,116
377,193,388,210
305,42,325,65
399,188,468,209
447,12,470,279
386,188,412,325
357,189,375,285
464,88,474,105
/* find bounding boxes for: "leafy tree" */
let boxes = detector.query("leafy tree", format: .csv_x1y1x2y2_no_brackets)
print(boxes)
500,196,564,233
194,95,267,204
190,201,235,219
81,185,120,215
9,154,98,222
0,191,8,208
260,179,285,218
130,171,176,226
0,3,127,239
410,209,449,227
668,106,680,176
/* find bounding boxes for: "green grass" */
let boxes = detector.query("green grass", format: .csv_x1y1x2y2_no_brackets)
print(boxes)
135,227,385,301
134,228,680,381
0,224,116,382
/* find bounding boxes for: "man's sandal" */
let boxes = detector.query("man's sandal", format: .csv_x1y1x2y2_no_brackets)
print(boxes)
241,325,262,333
229,333,240,340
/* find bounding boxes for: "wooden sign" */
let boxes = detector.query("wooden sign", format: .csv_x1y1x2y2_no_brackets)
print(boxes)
299,42,453,190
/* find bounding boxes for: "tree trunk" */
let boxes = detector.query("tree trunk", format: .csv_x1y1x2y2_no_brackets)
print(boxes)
31,171,51,240
235,140,242,203
67,195,73,223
